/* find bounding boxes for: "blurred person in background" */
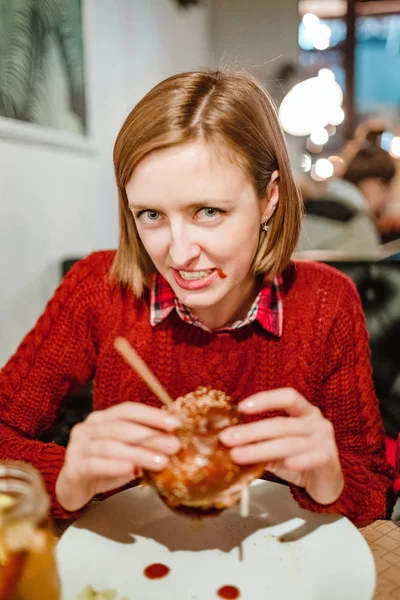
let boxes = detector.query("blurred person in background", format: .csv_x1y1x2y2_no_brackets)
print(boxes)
378,161,400,244
298,144,396,255
379,207,400,244
343,146,396,226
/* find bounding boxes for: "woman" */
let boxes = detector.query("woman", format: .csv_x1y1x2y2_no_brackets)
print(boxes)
0,70,393,525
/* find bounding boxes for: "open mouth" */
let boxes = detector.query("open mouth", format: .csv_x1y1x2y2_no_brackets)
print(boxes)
178,269,214,281
172,268,223,290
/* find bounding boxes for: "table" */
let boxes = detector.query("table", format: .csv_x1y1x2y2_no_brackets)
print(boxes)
359,520,400,599
54,517,400,599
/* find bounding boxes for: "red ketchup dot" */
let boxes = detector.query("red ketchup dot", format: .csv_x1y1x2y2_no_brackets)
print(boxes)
144,563,170,579
217,585,240,599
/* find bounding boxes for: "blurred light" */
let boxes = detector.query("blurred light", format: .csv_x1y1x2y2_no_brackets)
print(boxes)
328,106,345,126
319,24,332,38
310,165,325,181
279,76,343,136
328,155,344,174
328,155,344,166
313,38,330,50
326,124,337,136
306,138,323,154
381,132,394,152
318,68,335,84
301,153,312,172
390,137,400,158
302,13,320,28
314,158,334,179
313,37,329,50
299,17,345,51
310,127,329,145
312,24,332,50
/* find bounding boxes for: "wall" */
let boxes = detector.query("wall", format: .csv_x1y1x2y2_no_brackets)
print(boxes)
0,0,211,365
122,0,212,108
212,0,298,99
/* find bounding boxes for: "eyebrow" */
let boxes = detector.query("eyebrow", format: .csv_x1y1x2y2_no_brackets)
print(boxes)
128,199,234,210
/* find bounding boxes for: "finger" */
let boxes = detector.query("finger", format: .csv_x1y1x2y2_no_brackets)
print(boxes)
126,446,170,471
86,402,181,432
88,435,179,459
139,434,180,455
86,440,172,467
85,445,169,472
238,388,318,418
283,452,330,471
79,458,137,479
264,460,285,473
89,420,180,453
219,416,313,447
230,436,310,465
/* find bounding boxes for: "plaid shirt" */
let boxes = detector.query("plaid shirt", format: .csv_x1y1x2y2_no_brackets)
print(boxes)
150,272,283,337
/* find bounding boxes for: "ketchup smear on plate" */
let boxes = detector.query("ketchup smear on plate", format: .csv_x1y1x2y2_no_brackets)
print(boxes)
143,563,240,598
217,585,240,598
144,563,170,579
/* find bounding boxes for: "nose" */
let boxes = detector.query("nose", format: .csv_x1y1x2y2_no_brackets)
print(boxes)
168,223,201,268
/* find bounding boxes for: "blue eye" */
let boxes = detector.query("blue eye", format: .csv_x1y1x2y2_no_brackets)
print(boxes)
136,209,160,222
203,208,218,217
198,207,223,219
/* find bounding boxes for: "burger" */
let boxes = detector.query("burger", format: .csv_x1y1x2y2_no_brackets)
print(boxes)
145,386,264,515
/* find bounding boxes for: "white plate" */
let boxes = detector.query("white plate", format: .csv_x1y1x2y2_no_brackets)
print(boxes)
57,480,376,600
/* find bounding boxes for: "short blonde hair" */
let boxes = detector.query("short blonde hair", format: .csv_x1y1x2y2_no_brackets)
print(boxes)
112,69,302,295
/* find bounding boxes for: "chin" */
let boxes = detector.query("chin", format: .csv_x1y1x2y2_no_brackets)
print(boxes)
171,287,223,310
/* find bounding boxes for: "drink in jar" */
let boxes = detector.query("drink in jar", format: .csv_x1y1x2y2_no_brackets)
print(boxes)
0,461,60,600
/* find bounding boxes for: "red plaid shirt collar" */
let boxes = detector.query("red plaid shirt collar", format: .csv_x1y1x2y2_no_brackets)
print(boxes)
149,272,283,337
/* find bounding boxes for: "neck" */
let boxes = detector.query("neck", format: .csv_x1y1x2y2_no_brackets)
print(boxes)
193,275,260,330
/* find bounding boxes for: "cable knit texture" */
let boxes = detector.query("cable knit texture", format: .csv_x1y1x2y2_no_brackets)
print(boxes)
0,251,394,524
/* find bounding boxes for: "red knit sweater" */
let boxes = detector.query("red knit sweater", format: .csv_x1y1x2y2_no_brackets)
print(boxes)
0,251,394,525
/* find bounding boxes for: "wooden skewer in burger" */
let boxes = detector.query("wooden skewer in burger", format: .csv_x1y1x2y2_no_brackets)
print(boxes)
114,337,264,516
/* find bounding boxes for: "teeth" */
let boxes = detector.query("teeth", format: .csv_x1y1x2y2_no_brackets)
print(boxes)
179,269,213,281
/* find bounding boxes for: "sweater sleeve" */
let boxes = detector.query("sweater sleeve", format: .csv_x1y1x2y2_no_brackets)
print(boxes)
290,279,395,526
0,254,105,518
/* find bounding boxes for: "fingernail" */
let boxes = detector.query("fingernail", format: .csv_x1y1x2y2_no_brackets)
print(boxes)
219,430,230,444
231,447,250,464
238,400,255,411
152,454,168,468
164,415,181,430
165,437,181,454
219,429,241,445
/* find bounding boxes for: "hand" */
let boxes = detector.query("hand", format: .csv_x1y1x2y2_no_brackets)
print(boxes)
56,402,181,511
219,389,344,505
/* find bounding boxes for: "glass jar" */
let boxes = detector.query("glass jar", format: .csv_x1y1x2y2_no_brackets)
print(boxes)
0,462,60,600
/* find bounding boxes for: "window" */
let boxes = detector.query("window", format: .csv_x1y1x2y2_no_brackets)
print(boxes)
298,0,400,141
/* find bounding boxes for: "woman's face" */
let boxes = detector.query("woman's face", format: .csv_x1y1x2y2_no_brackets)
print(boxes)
126,141,277,324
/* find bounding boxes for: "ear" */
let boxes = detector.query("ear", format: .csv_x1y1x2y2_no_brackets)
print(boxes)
261,170,280,224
